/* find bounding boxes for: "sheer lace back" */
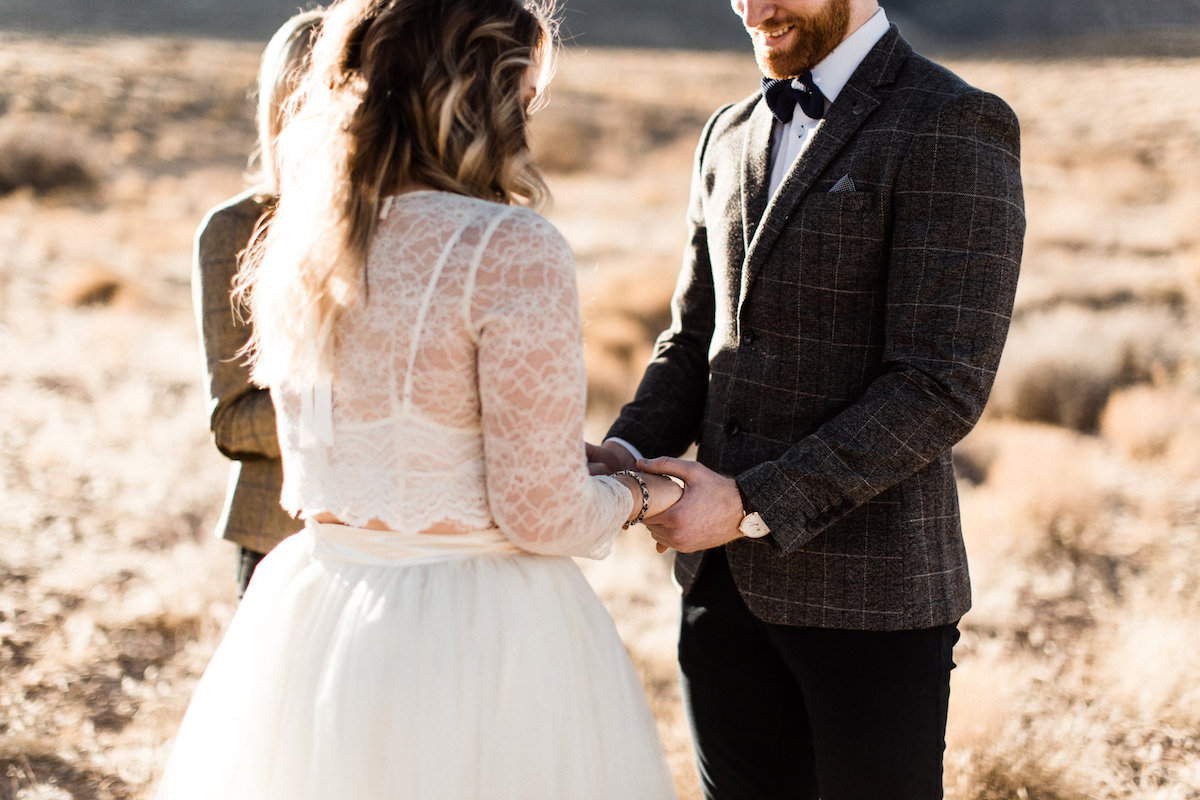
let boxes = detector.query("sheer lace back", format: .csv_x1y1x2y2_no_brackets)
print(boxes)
274,192,629,558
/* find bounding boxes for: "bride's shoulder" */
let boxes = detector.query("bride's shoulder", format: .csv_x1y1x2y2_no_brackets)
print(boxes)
469,206,576,298
485,205,571,259
390,193,566,247
384,192,574,275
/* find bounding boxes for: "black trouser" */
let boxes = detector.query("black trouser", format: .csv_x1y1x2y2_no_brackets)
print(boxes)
235,546,267,600
679,549,959,800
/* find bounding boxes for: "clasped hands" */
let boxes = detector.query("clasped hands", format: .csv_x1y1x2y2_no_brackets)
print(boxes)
586,441,745,554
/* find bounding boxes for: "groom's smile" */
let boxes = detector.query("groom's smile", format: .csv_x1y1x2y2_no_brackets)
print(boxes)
732,0,853,77
757,20,798,48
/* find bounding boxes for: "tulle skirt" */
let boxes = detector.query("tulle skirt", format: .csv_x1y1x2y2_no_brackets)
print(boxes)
155,521,677,799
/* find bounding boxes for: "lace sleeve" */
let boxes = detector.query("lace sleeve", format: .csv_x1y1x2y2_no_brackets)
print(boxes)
471,209,632,558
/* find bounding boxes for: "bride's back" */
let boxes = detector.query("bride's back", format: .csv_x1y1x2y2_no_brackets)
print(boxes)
274,191,610,546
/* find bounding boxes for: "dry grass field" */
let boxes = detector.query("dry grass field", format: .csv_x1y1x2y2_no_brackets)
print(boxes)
1,31,1198,800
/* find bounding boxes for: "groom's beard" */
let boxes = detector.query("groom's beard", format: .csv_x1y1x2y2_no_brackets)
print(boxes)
750,0,852,79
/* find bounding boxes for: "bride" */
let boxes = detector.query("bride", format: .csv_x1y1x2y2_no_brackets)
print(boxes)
154,0,681,797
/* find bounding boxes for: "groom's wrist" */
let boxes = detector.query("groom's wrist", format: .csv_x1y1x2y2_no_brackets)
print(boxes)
735,481,771,539
603,437,643,465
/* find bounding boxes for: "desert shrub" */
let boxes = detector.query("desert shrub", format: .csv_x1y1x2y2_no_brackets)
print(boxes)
1100,384,1181,459
0,114,101,195
952,445,991,486
50,264,135,308
0,749,132,800
958,422,1132,636
581,260,676,416
529,106,604,174
529,90,707,177
584,314,654,410
1097,604,1200,728
1100,379,1200,476
947,692,1127,800
953,757,1094,800
1185,249,1200,308
998,359,1114,432
954,422,1009,486
954,411,1200,797
990,305,1195,433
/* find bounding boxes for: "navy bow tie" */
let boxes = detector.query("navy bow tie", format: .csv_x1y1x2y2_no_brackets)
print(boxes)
761,73,827,123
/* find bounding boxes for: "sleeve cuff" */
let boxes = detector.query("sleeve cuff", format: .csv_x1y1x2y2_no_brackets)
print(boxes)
603,437,644,462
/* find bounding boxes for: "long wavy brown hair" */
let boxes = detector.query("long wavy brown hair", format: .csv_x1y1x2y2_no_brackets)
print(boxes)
236,0,558,387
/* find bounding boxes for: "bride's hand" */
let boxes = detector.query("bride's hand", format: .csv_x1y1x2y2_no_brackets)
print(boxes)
642,472,683,519
613,471,682,529
643,473,684,553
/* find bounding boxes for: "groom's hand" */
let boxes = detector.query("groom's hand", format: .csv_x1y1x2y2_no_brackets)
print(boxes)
586,441,636,475
636,457,744,554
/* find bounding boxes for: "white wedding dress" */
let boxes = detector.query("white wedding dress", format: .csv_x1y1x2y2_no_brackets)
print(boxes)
156,192,677,799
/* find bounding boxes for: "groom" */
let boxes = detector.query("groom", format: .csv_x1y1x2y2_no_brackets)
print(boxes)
590,0,1024,797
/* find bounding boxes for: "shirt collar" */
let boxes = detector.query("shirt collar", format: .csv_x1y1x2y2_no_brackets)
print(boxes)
808,8,890,105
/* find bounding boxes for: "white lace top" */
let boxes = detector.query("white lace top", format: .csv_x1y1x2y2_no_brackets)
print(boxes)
272,191,632,559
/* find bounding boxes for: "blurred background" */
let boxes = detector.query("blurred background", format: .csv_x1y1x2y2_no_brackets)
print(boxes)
3,0,1200,51
2,2,1200,799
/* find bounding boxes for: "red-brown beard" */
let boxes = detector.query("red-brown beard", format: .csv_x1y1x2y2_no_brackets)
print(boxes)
750,0,853,78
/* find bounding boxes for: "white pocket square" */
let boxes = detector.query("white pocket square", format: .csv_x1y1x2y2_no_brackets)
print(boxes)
829,174,856,193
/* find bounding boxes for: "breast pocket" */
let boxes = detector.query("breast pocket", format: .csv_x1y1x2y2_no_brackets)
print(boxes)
784,191,887,293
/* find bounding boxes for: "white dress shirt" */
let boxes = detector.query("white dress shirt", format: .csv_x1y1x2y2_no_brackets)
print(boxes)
767,8,891,197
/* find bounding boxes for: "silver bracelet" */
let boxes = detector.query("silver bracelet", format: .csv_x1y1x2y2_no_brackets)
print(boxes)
615,469,649,529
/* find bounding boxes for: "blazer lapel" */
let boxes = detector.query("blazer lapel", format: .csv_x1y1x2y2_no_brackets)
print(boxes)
737,28,912,314
739,102,776,255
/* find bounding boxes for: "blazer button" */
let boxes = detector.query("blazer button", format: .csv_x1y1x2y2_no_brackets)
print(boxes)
725,419,742,436
741,330,755,345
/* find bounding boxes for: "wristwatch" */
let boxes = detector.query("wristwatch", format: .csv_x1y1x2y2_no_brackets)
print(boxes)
735,481,771,538
738,510,771,539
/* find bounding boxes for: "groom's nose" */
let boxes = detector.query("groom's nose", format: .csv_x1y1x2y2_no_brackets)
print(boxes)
732,0,778,29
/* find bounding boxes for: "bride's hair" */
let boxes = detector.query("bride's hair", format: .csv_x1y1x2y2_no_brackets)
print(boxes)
236,0,559,386
252,8,325,195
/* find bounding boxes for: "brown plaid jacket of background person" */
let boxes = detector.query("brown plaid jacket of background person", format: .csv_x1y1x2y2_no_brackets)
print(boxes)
193,190,300,555
607,27,1026,631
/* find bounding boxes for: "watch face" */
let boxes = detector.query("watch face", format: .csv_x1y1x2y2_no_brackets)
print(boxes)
739,512,770,538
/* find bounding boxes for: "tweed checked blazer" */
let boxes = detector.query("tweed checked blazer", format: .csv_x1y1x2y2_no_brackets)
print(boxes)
607,27,1025,631
193,189,300,555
